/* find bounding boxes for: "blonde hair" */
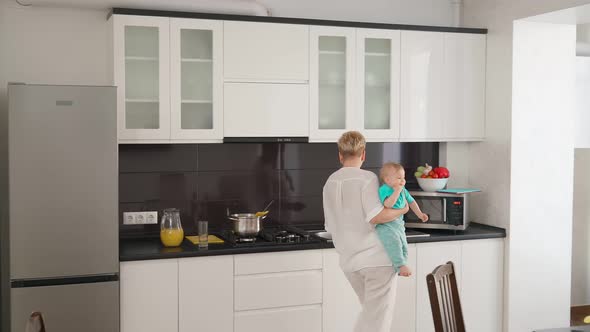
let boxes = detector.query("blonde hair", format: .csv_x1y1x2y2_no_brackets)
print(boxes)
380,162,404,182
337,131,366,159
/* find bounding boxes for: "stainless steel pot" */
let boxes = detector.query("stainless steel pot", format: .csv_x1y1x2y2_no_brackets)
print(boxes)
228,213,266,237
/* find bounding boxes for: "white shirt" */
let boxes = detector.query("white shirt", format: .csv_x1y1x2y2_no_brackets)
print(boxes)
323,167,392,273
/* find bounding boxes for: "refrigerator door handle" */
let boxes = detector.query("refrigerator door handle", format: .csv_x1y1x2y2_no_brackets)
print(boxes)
26,311,47,332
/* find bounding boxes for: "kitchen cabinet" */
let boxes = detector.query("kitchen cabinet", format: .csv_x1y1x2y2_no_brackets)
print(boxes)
224,21,309,82
112,15,223,143
393,244,417,332
235,270,323,311
235,305,322,332
415,241,461,332
120,259,178,332
112,15,171,141
400,31,486,141
322,249,360,332
170,18,223,141
461,239,504,332
179,256,233,332
309,26,356,142
400,31,445,142
356,29,401,142
322,246,416,332
223,83,309,137
442,33,486,140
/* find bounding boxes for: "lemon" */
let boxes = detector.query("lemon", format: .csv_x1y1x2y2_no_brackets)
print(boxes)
584,315,590,324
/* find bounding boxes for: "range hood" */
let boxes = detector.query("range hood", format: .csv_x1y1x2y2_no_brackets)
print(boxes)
223,137,309,143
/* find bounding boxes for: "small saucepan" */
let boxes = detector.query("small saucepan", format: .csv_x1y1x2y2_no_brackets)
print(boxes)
227,213,267,237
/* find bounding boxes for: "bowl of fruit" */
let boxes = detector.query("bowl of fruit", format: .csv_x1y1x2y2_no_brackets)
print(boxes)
414,164,450,192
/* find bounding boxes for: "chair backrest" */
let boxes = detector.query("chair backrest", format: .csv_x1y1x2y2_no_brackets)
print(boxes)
25,312,46,332
426,261,466,332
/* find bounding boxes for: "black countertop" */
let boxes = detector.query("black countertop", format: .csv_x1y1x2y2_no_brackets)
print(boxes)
119,222,505,262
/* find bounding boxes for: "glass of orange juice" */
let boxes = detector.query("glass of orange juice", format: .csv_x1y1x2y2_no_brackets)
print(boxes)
160,208,184,247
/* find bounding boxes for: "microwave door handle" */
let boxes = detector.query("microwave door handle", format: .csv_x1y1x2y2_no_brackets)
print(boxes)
443,198,447,222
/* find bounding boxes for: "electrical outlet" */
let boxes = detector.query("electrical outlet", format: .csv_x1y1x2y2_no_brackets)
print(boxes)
135,213,145,224
123,212,136,225
145,211,158,224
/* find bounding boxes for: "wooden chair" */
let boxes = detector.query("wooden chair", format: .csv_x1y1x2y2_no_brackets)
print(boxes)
426,261,466,332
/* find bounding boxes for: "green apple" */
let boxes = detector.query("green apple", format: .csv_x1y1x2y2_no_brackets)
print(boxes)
414,171,423,178
417,166,426,173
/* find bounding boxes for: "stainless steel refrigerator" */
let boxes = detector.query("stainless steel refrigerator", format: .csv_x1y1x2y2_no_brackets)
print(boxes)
1,83,119,332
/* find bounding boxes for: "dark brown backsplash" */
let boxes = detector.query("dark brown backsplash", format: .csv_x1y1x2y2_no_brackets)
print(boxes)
119,142,439,237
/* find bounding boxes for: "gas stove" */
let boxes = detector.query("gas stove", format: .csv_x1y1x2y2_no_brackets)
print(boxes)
220,226,320,247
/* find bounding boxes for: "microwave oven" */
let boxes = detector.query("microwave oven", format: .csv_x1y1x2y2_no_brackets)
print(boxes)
404,191,470,231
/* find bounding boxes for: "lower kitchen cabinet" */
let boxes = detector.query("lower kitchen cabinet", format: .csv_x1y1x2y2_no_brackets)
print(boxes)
119,239,504,332
120,259,179,332
416,241,462,332
235,305,322,332
461,239,504,332
179,256,234,332
322,249,360,332
393,244,417,332
322,246,417,332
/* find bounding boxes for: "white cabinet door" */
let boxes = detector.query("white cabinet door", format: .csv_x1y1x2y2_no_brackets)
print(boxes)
416,241,461,332
235,305,322,332
323,247,416,332
400,31,444,142
461,239,504,332
120,259,178,332
170,18,223,141
309,26,356,142
322,249,360,332
224,21,309,81
224,83,309,137
392,244,417,332
235,270,323,311
443,33,486,140
113,15,171,142
356,28,401,142
179,256,233,332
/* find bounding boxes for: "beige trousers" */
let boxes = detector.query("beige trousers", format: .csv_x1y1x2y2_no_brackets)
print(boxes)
345,267,398,332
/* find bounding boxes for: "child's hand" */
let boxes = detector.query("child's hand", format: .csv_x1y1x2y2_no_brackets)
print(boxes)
399,265,412,277
419,213,429,222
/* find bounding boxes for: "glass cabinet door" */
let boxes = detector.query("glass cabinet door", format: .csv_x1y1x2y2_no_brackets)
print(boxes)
113,15,170,141
170,18,223,141
309,26,356,142
357,29,401,141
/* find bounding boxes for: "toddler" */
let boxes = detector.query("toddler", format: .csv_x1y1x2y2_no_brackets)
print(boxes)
376,162,428,277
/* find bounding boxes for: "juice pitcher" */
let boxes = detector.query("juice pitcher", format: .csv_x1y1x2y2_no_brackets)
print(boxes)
160,208,184,247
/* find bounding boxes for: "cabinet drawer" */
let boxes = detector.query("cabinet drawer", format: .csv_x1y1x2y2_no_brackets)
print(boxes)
235,270,322,311
223,83,309,137
224,21,309,81
234,250,322,275
235,305,322,332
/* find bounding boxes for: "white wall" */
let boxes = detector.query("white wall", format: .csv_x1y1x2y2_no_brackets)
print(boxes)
511,20,576,331
462,1,590,331
572,149,590,306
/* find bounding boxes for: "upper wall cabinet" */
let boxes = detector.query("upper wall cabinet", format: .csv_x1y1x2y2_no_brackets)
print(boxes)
224,21,309,82
170,18,223,141
356,29,401,142
400,31,445,142
400,31,486,142
113,15,171,141
442,33,486,140
309,26,356,142
112,15,223,143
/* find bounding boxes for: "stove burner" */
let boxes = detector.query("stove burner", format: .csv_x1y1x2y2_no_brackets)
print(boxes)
220,226,319,247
